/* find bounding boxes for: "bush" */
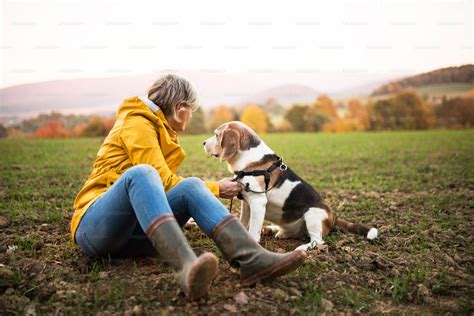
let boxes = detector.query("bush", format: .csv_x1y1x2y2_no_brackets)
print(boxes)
434,96,474,128
240,105,270,133
0,124,7,138
35,120,69,138
368,90,435,130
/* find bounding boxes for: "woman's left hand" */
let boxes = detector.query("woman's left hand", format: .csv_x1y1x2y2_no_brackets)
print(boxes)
218,179,242,199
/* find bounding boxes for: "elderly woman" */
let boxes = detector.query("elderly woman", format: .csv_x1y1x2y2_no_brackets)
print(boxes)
71,74,306,300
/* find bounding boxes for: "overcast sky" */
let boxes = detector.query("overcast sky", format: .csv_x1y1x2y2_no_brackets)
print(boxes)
1,0,472,88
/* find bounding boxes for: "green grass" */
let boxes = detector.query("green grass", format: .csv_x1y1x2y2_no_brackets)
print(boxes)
414,83,473,96
0,130,473,314
0,131,472,224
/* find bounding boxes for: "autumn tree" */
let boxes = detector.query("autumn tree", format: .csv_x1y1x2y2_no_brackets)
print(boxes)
322,119,363,133
35,120,69,138
284,105,308,132
209,105,236,130
367,90,435,130
304,106,331,132
313,95,339,120
0,124,7,138
78,116,108,137
434,96,474,128
367,99,396,130
392,90,435,129
240,105,269,133
184,107,207,134
103,118,115,133
346,98,369,130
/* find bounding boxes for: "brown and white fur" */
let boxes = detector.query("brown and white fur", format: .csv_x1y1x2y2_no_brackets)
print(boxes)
203,121,378,251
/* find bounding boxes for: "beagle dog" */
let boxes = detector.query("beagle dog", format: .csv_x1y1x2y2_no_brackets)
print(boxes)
203,121,378,251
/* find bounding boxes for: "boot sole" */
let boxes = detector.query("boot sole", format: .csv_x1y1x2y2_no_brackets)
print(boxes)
241,250,307,287
186,252,219,301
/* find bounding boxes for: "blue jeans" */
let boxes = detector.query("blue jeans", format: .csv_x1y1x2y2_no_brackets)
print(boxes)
75,164,230,257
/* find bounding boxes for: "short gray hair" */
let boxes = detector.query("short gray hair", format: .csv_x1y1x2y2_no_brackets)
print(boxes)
147,74,199,117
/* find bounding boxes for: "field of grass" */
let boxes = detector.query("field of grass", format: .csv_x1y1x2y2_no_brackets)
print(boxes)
414,83,473,96
1,130,473,314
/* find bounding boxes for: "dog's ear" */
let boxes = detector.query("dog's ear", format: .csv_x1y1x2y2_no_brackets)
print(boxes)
220,127,240,161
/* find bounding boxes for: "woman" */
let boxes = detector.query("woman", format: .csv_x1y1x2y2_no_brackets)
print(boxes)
71,74,306,300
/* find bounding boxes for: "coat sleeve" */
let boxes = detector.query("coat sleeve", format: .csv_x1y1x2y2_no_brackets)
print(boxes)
118,115,220,197
119,115,184,191
204,180,220,197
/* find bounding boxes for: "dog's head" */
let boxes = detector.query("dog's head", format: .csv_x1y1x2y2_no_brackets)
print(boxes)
203,121,261,162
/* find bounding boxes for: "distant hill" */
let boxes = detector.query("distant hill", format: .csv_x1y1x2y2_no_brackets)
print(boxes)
0,75,157,125
371,64,474,96
0,72,260,125
1,66,470,126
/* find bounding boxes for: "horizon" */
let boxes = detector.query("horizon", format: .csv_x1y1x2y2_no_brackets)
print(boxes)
0,63,468,91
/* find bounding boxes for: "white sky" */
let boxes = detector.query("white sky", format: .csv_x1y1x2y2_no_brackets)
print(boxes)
1,0,472,88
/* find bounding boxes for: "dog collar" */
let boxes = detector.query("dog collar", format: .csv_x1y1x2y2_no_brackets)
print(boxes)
232,156,287,191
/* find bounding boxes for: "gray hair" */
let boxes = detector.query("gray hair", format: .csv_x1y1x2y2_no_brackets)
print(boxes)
147,74,199,118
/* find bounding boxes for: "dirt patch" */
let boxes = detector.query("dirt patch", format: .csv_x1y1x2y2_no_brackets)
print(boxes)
1,188,473,315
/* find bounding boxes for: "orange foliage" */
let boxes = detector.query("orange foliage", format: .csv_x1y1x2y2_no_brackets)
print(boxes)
322,118,363,133
72,116,115,137
35,120,69,138
103,118,115,133
346,98,369,130
240,105,269,133
72,123,87,137
210,105,235,130
313,95,338,119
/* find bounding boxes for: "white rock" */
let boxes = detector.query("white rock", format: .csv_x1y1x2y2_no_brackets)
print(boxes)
367,227,378,240
233,291,249,305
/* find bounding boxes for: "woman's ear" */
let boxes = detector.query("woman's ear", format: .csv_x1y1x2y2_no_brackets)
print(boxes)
220,128,240,161
174,103,185,121
174,102,190,123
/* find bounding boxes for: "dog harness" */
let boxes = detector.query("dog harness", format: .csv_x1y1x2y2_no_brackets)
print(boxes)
231,156,288,193
228,156,288,213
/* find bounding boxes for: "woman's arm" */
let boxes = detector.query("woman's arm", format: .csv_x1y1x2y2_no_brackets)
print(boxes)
203,180,220,197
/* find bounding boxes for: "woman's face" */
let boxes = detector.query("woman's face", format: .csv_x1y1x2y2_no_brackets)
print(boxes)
167,102,193,132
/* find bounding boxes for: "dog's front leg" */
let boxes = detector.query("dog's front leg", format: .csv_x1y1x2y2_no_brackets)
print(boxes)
247,195,268,243
240,200,250,230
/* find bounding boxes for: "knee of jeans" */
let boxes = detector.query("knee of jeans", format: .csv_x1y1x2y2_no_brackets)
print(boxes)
180,177,205,190
125,164,159,180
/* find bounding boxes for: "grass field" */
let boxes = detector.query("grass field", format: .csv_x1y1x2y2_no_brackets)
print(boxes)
414,83,473,96
1,131,473,314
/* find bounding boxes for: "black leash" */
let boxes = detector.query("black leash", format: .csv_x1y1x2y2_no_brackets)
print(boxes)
228,156,288,212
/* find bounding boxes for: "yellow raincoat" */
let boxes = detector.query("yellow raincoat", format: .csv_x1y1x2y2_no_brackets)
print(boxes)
70,96,219,241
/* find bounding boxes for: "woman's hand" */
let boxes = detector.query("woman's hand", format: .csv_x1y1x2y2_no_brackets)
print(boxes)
218,179,242,199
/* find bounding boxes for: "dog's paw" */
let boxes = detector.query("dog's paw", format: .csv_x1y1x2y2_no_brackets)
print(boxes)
262,225,278,236
294,240,320,251
275,230,290,239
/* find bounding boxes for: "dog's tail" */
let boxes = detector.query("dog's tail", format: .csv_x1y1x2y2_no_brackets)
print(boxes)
334,217,378,240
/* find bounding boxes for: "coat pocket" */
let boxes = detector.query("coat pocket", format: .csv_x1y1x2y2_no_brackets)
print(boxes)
106,172,120,187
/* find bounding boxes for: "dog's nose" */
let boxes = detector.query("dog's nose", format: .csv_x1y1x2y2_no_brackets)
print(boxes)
202,141,206,145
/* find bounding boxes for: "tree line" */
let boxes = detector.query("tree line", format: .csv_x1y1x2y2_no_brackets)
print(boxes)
202,89,473,134
1,89,472,138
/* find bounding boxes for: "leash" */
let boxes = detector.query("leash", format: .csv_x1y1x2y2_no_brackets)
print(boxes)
228,156,288,212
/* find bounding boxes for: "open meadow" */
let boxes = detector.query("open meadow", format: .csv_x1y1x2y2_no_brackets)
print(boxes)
0,131,473,314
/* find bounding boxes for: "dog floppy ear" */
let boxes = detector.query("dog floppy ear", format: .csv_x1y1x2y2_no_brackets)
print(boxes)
220,128,240,161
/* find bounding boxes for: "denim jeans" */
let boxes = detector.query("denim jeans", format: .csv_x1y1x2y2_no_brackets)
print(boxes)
74,164,230,257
